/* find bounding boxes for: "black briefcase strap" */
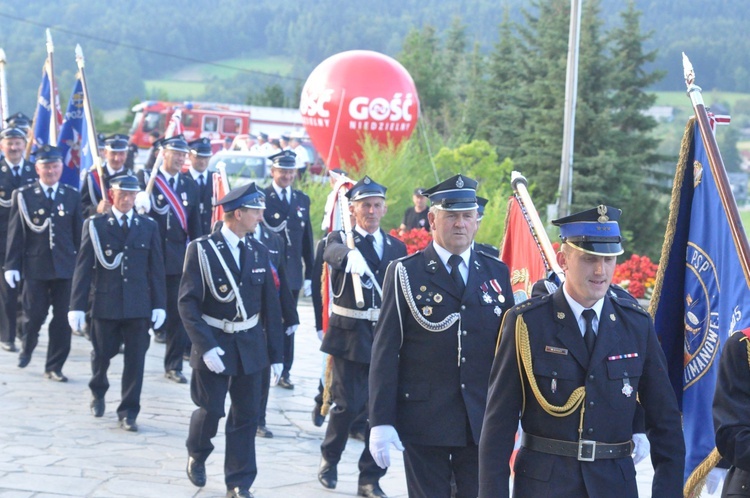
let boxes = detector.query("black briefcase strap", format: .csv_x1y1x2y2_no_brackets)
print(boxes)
521,432,634,461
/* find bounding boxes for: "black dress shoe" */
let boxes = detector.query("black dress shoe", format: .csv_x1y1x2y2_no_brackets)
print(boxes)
153,330,166,343
312,404,325,427
91,397,105,417
255,425,273,438
277,376,294,389
186,456,206,487
226,487,253,498
358,482,388,498
349,430,366,442
44,370,68,382
119,417,138,432
165,370,187,383
17,353,30,368
318,457,337,489
1,341,17,352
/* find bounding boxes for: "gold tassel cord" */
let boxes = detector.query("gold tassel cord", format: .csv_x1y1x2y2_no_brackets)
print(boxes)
515,315,586,417
683,447,721,498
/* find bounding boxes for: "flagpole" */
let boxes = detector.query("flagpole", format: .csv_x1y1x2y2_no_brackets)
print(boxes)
511,171,566,283
46,29,58,146
683,53,750,275
0,48,7,126
75,44,106,195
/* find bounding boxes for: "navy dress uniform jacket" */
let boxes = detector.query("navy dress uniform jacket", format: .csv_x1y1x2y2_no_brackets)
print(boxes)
195,171,213,236
369,242,514,447
262,186,313,291
70,211,167,319
178,231,284,376
322,229,406,364
714,330,750,495
478,289,685,498
137,170,202,275
0,158,36,264
6,182,82,280
253,224,299,329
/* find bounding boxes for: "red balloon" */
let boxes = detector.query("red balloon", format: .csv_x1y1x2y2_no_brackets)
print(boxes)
300,50,419,169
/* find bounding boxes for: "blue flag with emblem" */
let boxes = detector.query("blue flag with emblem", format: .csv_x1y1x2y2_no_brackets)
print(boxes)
57,77,86,188
651,117,750,481
30,65,54,159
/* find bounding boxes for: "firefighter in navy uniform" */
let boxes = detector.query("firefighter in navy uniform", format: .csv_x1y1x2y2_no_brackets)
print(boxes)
713,328,750,497
472,196,499,258
187,137,214,235
68,175,166,431
478,206,685,498
0,127,37,352
317,176,407,498
250,220,300,438
179,183,283,498
262,149,314,389
136,134,202,383
80,134,132,217
368,175,514,498
4,145,83,380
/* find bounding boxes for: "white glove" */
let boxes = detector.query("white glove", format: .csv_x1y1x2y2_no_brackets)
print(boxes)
134,191,151,214
369,424,404,469
67,310,86,333
151,309,166,329
270,363,283,386
317,329,324,341
4,270,20,288
344,248,368,276
705,467,727,494
631,433,650,465
303,279,312,297
285,324,298,336
202,346,226,374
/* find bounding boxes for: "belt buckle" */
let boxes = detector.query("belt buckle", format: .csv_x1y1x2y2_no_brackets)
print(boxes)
368,309,378,321
577,440,596,462
223,321,235,333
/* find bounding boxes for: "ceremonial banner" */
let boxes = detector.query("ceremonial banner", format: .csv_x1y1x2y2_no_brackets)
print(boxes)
30,62,62,156
57,78,86,188
500,196,548,304
651,118,750,481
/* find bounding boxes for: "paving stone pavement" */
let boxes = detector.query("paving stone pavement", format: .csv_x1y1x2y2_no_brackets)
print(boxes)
0,298,710,497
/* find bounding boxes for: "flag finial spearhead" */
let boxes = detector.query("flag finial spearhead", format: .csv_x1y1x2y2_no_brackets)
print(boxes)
75,44,84,68
46,29,54,54
683,52,695,87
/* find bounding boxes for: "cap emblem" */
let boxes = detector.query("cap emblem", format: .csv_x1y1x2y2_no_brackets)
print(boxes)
456,176,464,188
597,205,609,223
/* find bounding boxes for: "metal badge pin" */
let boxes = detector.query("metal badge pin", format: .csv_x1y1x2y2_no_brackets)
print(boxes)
483,292,493,303
219,284,228,293
274,213,280,219
434,293,443,303
557,312,565,319
58,210,65,217
38,208,45,215
416,294,422,300
551,378,557,394
494,306,502,316
610,313,616,321
422,306,433,316
33,218,40,224
105,249,112,257
420,285,427,292
622,378,633,397
498,295,505,303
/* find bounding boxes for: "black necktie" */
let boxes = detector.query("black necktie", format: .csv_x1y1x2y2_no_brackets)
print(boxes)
365,234,379,261
168,177,175,191
11,166,20,188
46,187,54,209
238,240,247,271
582,309,597,356
280,188,288,207
197,174,206,197
448,254,465,294
121,214,129,236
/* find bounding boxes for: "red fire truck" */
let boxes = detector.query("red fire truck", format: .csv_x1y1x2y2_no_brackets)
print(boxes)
128,100,305,149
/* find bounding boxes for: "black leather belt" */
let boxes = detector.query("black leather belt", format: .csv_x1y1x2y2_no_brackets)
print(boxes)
521,433,634,462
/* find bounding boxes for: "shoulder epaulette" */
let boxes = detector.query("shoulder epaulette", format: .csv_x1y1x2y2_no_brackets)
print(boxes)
513,293,551,315
17,183,34,192
475,250,503,264
614,298,650,317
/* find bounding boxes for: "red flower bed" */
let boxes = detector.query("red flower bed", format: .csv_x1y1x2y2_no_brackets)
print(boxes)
389,228,432,254
612,254,658,299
